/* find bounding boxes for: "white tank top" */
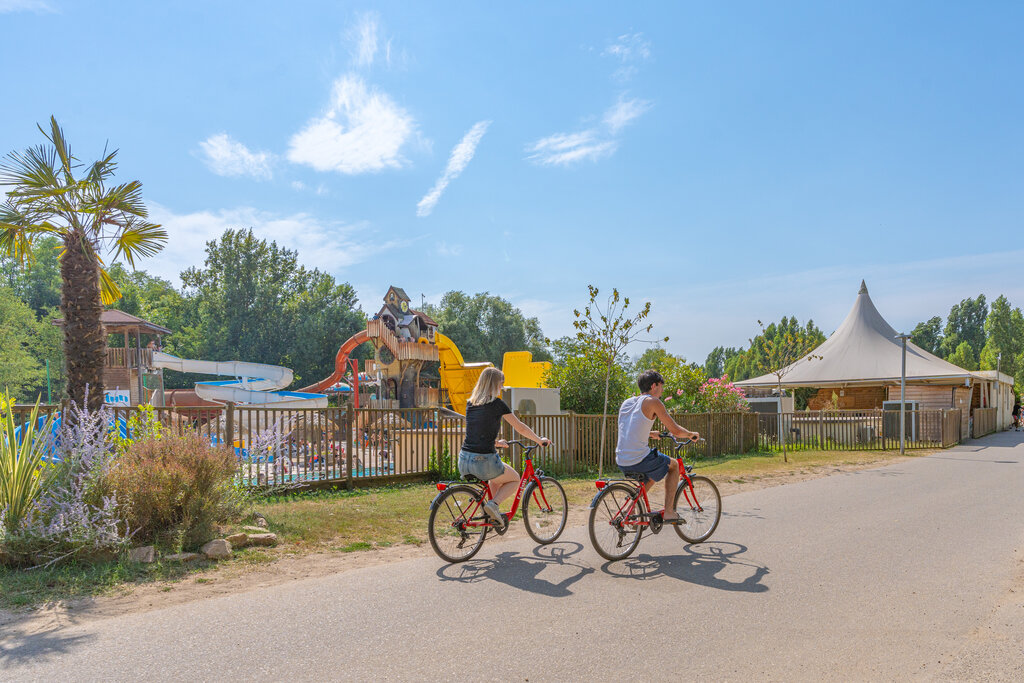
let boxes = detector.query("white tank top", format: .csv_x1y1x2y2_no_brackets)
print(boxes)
616,395,655,466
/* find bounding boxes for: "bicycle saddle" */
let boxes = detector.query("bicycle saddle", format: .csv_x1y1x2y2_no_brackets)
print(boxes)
623,472,647,481
460,474,481,483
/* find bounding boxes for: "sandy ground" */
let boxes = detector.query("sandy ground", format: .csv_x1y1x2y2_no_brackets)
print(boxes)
0,453,921,632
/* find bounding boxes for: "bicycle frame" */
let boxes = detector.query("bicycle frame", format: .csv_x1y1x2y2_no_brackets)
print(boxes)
431,445,555,530
592,453,704,531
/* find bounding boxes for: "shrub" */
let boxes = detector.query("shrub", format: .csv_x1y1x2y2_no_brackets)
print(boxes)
108,432,245,550
428,441,458,481
0,402,51,538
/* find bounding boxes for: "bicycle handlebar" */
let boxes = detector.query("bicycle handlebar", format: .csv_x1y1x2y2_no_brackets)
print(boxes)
504,439,540,452
658,432,706,449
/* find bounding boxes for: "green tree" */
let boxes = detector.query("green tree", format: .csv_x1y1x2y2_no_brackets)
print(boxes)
910,316,943,356
0,287,45,401
179,229,365,387
425,291,550,366
636,347,707,413
947,341,978,371
720,317,826,383
1,117,166,410
544,338,633,415
571,286,666,475
0,235,61,315
941,295,987,360
979,295,1024,382
702,345,741,378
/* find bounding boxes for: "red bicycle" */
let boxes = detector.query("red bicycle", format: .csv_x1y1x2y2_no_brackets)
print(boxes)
588,434,721,561
428,441,568,563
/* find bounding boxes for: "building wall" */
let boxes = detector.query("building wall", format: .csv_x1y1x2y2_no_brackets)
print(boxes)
807,386,886,410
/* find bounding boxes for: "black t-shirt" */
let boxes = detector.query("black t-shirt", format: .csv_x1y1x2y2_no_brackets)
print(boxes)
463,398,512,454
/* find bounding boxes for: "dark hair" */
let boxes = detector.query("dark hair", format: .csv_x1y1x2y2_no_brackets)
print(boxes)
638,369,664,393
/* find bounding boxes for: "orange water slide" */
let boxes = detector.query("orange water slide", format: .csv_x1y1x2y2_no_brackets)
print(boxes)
300,329,370,393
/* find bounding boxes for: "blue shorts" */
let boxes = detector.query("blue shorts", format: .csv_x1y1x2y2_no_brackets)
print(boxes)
619,449,672,483
458,449,506,481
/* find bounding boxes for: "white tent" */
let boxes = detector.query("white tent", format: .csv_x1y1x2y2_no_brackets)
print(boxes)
735,281,973,389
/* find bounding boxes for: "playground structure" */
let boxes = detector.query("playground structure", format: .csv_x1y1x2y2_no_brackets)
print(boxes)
302,286,554,415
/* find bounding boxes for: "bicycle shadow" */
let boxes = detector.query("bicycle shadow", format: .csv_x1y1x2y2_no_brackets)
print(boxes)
600,541,769,593
0,627,94,667
435,542,595,598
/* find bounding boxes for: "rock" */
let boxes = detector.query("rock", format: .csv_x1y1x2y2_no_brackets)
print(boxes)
164,552,203,563
128,546,156,564
226,533,248,548
253,513,269,529
246,533,278,547
201,539,232,560
242,525,266,533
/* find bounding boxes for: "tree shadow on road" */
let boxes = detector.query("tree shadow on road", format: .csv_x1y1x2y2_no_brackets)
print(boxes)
0,627,94,668
435,542,595,597
600,541,769,593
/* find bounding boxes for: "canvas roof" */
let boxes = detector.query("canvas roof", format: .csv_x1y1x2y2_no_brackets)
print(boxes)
735,281,973,389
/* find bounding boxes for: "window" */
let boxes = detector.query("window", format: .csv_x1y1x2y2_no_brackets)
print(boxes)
517,399,537,415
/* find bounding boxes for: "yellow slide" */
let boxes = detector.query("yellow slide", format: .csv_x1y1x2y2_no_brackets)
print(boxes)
434,333,552,415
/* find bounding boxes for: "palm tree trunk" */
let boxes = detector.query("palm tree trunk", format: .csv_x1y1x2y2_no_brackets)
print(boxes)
61,232,105,411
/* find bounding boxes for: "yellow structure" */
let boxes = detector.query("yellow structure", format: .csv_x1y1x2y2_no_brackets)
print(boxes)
435,333,553,415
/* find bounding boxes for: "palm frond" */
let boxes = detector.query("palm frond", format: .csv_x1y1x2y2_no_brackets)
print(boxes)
40,116,78,186
108,218,167,267
98,265,123,305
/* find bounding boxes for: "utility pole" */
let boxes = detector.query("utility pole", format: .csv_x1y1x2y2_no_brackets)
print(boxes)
896,332,910,455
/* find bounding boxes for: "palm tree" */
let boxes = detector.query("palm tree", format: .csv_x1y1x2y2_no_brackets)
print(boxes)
0,117,166,411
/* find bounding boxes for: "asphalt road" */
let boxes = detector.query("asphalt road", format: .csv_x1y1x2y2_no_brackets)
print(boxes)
3,432,1023,681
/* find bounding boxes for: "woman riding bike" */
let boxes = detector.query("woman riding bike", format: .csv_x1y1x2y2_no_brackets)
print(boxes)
458,367,552,523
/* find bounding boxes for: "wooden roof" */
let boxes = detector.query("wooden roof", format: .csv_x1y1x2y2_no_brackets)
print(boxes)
53,309,172,336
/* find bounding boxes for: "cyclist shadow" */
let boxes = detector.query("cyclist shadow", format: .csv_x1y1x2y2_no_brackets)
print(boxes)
435,542,595,598
601,541,769,593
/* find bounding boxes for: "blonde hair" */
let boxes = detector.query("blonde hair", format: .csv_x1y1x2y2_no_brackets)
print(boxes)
468,367,504,407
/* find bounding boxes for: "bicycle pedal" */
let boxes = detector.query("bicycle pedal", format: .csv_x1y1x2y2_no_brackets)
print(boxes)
492,513,509,535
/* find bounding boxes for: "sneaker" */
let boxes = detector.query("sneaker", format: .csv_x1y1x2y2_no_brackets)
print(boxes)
483,500,502,523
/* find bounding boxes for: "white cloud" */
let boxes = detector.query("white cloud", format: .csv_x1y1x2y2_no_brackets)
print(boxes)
198,133,274,180
291,180,306,191
143,202,404,285
434,242,464,257
603,33,651,63
0,0,53,12
603,96,652,134
287,74,415,174
525,97,649,166
417,120,491,217
348,12,379,67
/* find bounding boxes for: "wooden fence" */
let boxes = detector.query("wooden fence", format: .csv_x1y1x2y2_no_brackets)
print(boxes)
972,407,997,439
754,409,963,451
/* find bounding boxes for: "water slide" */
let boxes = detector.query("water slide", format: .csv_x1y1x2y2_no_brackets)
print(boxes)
300,329,370,394
435,332,493,415
152,351,328,408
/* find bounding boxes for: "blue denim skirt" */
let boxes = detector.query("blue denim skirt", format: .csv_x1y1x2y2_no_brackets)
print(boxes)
458,449,505,481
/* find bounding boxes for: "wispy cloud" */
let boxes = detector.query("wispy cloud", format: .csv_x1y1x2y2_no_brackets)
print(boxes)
287,74,415,174
144,202,404,284
417,120,491,217
603,32,652,83
0,0,54,13
435,242,464,257
348,12,379,67
197,133,274,180
525,96,650,166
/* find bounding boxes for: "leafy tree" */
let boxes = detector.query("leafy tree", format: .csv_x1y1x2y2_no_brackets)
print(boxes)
571,286,666,475
910,316,943,356
178,229,365,387
947,341,978,371
941,295,987,360
0,287,45,401
0,235,61,315
424,291,550,366
544,338,633,415
720,317,826,384
979,295,1024,383
703,345,741,378
0,117,166,410
636,347,706,413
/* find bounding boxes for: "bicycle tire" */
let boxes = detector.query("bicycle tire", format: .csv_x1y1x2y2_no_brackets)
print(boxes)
673,475,721,543
522,476,568,544
588,482,645,561
428,485,488,562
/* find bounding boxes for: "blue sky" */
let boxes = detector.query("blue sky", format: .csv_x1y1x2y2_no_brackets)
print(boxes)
2,1,1022,364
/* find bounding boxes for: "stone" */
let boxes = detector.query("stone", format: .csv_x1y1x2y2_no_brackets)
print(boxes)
246,533,278,547
164,552,203,563
128,546,156,564
226,533,248,548
253,514,269,529
201,539,232,560
242,525,266,533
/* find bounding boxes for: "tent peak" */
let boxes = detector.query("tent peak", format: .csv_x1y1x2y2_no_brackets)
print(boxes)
859,280,868,295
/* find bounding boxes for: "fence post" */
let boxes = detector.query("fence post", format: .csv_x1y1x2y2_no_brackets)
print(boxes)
512,411,523,472
225,402,235,449
568,412,576,475
346,406,354,490
435,409,444,476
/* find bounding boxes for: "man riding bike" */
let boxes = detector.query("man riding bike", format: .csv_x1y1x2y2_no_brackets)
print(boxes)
616,370,699,522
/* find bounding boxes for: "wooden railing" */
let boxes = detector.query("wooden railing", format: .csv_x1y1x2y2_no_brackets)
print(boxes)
366,319,440,362
105,347,153,368
972,407,997,439
753,409,962,451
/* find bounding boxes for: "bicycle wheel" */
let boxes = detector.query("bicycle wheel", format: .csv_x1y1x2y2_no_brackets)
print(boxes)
428,485,488,562
522,476,568,544
673,475,721,543
588,483,645,561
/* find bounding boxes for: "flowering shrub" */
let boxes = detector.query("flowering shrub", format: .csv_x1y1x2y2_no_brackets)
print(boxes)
107,431,245,550
696,375,749,412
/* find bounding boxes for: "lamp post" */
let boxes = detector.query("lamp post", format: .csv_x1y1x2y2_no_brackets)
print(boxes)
895,333,911,455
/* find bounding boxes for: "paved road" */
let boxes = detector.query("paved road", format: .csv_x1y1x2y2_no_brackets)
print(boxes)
3,433,1023,681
